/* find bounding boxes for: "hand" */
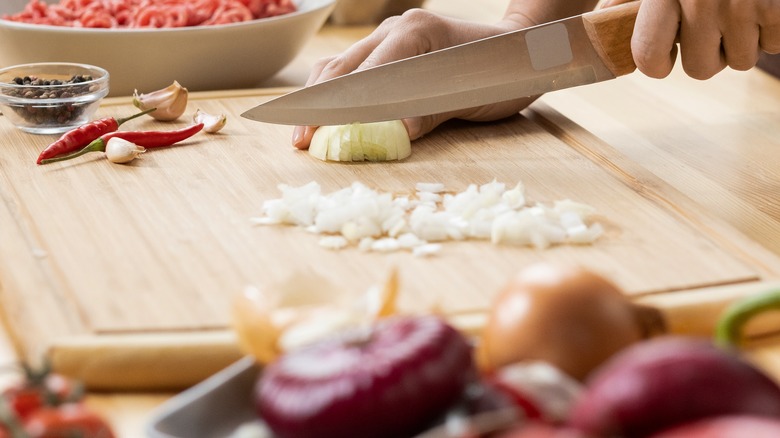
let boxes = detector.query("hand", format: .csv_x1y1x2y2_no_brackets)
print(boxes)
292,9,542,149
601,0,780,79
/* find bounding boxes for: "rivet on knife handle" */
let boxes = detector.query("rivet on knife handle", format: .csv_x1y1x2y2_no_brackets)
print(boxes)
582,1,640,77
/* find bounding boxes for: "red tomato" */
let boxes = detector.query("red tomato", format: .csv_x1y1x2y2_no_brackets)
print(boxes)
24,404,115,438
3,386,45,421
3,372,81,420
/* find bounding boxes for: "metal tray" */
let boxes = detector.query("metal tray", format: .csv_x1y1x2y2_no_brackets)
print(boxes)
146,356,263,438
146,355,520,438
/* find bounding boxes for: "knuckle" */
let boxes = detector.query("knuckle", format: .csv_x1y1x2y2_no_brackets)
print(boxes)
761,34,780,54
727,52,759,71
682,61,720,80
311,56,336,72
317,54,351,77
396,8,447,36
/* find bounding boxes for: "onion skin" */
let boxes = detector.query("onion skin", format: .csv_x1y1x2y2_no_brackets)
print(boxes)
478,263,664,380
255,315,475,438
568,337,780,437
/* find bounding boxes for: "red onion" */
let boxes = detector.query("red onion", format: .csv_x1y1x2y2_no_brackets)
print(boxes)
255,315,475,438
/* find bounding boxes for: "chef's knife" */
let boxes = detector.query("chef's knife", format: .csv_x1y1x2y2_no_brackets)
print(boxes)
242,1,639,126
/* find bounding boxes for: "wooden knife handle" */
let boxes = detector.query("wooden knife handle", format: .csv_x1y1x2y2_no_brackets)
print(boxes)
582,1,640,77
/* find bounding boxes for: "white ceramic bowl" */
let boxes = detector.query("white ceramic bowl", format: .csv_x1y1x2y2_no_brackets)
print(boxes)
0,0,336,97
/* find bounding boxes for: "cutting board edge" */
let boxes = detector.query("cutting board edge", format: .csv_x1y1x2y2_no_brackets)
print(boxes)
47,330,244,391
41,279,780,391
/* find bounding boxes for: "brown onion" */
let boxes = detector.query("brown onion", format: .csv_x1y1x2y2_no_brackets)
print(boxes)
477,262,665,380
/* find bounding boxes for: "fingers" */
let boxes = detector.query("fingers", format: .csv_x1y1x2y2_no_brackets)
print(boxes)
761,24,780,54
293,11,455,149
721,6,760,71
357,9,447,71
309,19,398,86
291,125,316,150
634,0,778,80
631,0,681,78
678,1,726,79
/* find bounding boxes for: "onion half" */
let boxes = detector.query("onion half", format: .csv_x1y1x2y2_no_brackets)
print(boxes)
309,120,411,162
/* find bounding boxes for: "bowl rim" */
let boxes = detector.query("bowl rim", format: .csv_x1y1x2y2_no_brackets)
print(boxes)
0,62,109,89
0,62,109,104
0,0,336,34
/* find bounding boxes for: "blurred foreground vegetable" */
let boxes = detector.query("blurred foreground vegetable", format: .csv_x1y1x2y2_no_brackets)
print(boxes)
478,263,665,380
0,363,114,438
716,289,780,347
231,269,398,364
255,315,475,438
567,337,780,437
648,415,780,437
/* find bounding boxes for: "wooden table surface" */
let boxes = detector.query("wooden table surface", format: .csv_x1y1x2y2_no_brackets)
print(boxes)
2,0,780,436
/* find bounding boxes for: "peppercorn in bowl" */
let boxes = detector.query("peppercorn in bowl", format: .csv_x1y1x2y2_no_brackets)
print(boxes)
0,62,109,134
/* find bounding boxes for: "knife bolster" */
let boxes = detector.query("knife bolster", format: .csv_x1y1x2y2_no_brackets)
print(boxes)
582,1,639,77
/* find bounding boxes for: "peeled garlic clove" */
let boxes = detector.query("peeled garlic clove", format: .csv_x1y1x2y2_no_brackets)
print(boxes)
309,120,411,162
133,81,189,121
193,109,227,133
105,137,145,163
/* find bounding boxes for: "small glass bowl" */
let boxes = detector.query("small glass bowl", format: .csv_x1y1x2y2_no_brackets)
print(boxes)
0,62,109,134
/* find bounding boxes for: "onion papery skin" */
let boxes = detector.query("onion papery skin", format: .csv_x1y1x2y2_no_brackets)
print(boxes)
255,315,475,438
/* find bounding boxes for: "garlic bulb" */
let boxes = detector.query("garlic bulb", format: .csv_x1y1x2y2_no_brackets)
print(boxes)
133,81,189,121
193,109,227,133
105,137,145,163
309,120,411,162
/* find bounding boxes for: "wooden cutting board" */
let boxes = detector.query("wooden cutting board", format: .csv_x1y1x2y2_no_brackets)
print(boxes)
2,89,780,390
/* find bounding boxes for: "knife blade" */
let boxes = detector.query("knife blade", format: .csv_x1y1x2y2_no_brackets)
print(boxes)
242,1,639,126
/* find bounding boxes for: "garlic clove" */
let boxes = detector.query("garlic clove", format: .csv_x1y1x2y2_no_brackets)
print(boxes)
133,81,189,121
192,108,227,133
105,137,146,164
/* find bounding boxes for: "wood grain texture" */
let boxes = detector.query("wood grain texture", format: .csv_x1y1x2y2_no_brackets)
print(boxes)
540,61,780,258
1,88,779,389
582,1,639,77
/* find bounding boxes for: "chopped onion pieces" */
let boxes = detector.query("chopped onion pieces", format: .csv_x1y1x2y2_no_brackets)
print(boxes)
251,180,603,255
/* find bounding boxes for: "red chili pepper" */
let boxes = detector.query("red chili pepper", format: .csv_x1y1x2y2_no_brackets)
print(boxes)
100,122,204,148
39,123,205,165
35,108,156,165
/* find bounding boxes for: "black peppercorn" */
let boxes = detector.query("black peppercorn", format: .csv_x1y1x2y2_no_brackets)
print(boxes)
2,74,97,126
